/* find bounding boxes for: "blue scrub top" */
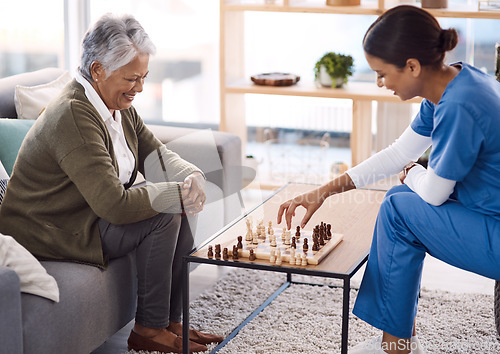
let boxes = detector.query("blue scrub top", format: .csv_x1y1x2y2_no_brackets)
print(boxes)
411,62,500,218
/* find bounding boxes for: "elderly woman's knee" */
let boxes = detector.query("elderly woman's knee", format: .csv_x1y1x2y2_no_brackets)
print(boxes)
152,213,182,231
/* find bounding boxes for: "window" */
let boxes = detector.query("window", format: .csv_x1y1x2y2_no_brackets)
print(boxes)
0,1,64,77
89,0,220,125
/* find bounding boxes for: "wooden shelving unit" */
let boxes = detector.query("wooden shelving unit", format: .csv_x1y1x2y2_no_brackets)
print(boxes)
220,0,500,167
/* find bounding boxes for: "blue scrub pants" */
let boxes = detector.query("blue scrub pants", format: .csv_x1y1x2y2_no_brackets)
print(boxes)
352,185,500,339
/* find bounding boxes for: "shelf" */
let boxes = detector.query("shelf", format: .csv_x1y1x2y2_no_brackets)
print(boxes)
224,2,382,15
223,0,500,19
225,80,423,103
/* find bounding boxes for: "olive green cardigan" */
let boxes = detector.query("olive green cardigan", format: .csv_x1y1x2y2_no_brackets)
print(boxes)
0,80,201,268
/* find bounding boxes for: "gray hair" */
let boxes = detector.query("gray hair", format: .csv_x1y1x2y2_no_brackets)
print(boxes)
79,13,156,81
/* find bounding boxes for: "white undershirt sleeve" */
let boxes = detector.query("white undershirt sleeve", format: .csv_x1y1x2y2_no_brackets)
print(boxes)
345,126,456,206
346,126,431,188
404,165,456,206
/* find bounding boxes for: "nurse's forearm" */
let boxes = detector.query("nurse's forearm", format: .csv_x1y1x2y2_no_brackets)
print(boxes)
405,165,456,206
319,172,356,200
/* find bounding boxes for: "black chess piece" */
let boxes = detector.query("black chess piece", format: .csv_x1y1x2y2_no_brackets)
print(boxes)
249,249,256,261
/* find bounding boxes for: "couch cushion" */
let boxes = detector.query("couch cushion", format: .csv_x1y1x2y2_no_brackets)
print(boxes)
15,71,71,119
21,255,137,354
0,68,66,118
0,119,35,176
0,160,7,179
0,234,59,302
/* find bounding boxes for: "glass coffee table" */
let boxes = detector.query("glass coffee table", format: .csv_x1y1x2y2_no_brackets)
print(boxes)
182,183,385,353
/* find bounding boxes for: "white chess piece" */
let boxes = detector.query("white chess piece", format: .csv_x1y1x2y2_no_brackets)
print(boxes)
284,231,291,246
295,254,301,266
269,249,275,263
270,236,277,247
275,249,282,265
289,248,295,264
301,254,308,266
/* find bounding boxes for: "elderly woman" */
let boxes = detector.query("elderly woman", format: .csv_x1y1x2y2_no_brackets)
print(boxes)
0,14,222,353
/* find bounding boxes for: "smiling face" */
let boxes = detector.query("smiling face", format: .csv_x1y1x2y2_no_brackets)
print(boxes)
90,53,150,114
365,52,422,101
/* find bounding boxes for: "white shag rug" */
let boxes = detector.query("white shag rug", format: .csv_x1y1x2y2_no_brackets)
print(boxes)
127,269,500,354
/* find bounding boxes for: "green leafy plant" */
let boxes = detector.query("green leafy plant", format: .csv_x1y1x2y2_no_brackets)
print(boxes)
314,52,354,87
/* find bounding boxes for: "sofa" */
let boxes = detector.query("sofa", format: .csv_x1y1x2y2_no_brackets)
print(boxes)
0,68,243,354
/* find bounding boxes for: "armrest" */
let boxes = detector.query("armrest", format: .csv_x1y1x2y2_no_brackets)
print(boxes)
0,266,24,353
146,124,243,198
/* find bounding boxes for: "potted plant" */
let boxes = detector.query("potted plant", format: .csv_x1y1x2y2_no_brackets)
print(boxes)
314,52,354,88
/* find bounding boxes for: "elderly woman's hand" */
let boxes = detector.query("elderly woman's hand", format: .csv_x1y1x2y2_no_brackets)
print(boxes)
181,172,206,215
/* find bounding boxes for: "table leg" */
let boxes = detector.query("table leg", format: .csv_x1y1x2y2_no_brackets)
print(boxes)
182,258,190,354
341,277,350,354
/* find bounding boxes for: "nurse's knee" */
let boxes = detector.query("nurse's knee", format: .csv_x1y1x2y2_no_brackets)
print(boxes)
384,184,412,199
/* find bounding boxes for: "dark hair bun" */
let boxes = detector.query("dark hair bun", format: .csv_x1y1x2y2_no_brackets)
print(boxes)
440,28,458,52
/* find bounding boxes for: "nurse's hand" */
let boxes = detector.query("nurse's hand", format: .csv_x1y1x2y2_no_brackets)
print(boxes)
399,162,416,184
277,188,326,230
181,172,206,215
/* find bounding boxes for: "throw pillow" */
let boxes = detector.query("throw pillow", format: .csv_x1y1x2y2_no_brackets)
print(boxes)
0,179,7,205
0,159,8,179
0,119,36,176
0,233,60,302
14,71,71,119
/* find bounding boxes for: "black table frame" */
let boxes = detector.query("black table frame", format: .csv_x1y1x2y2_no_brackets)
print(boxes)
182,188,369,354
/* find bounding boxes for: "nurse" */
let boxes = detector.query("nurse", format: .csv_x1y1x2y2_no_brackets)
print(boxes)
277,5,500,354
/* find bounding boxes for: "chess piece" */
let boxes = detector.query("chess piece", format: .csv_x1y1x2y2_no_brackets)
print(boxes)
246,229,253,242
284,232,290,246
232,245,239,260
327,224,332,239
270,236,277,247
222,247,229,260
291,236,296,249
253,233,259,245
207,245,214,258
269,249,276,263
301,254,308,266
275,249,282,265
215,244,221,259
249,249,256,261
303,238,309,252
319,233,325,246
295,254,301,265
268,221,273,234
289,248,296,264
237,236,243,249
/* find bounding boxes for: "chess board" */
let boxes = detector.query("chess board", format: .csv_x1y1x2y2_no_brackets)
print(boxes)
211,220,343,266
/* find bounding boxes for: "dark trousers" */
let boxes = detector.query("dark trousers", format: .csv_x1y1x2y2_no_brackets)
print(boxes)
98,213,195,328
